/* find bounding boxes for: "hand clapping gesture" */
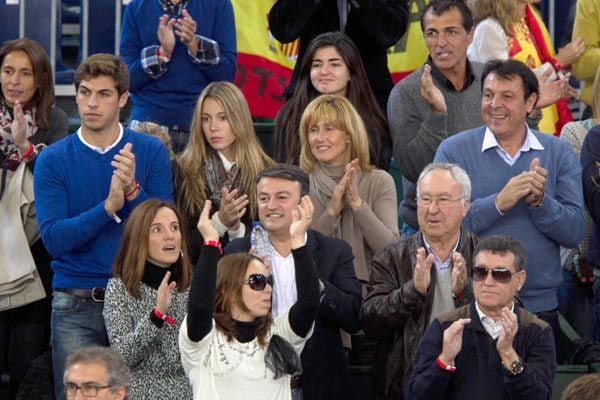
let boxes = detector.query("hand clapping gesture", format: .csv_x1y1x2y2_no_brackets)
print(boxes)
217,188,249,231
451,252,468,295
290,195,314,249
439,318,471,366
413,247,434,296
155,270,177,315
197,200,220,243
327,159,363,216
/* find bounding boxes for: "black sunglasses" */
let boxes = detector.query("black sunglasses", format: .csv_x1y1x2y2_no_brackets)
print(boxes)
244,274,274,291
472,266,518,284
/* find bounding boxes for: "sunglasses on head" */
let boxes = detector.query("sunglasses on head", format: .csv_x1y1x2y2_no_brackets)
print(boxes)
244,274,274,291
471,266,518,284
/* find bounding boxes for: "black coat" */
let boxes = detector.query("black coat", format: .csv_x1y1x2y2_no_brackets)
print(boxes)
225,229,362,400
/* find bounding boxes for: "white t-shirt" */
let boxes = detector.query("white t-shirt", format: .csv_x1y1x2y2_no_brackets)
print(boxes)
179,312,312,400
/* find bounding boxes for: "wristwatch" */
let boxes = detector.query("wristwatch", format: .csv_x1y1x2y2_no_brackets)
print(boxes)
503,358,524,376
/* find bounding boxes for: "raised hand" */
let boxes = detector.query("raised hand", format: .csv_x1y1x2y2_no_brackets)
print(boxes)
451,252,468,295
440,318,471,365
175,9,198,55
290,195,314,249
157,14,176,58
526,157,547,207
327,174,347,217
217,188,249,229
197,200,219,242
495,171,532,213
111,143,137,198
155,270,177,315
496,308,518,356
344,159,363,211
12,101,29,154
556,36,586,67
413,247,434,296
420,64,447,115
105,174,125,216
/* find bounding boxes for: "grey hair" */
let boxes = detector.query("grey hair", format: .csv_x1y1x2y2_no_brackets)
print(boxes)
63,346,131,395
416,162,471,198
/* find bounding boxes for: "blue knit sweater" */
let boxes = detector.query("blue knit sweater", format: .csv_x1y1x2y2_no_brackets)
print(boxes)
34,129,173,289
435,126,584,312
120,0,237,127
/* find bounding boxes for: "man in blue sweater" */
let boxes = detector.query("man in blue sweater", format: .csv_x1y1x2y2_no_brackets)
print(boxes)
120,0,237,153
34,54,173,400
434,59,584,345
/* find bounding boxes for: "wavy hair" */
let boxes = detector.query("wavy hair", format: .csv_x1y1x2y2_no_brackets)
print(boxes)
0,38,55,130
176,82,273,221
213,253,273,347
274,32,387,168
112,199,192,299
299,94,373,173
467,0,520,36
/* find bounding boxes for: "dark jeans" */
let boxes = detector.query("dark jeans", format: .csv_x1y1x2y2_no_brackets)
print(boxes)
51,292,108,400
0,297,51,400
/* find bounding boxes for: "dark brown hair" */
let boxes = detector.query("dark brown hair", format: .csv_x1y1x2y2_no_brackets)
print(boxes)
213,253,272,347
0,38,55,130
274,31,387,168
74,53,129,96
112,199,192,299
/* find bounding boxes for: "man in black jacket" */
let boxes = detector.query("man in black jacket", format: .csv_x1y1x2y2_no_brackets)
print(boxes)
226,164,362,400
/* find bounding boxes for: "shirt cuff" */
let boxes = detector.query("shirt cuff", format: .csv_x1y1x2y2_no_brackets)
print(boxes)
188,35,220,65
494,195,505,216
141,45,167,78
228,223,246,239
211,211,229,237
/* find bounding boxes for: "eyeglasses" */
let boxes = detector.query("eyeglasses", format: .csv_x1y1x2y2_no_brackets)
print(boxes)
65,383,111,397
471,266,519,284
244,274,274,291
417,195,465,208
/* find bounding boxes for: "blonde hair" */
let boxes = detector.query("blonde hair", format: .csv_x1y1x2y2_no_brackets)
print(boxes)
592,67,600,121
467,0,520,36
299,94,373,173
176,82,273,220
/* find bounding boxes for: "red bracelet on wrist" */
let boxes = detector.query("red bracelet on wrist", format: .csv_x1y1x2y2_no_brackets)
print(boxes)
436,356,456,372
203,240,223,255
153,308,176,326
124,181,140,199
21,143,35,160
549,58,563,74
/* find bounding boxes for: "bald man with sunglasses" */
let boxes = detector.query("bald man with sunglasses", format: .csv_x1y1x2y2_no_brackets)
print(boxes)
406,235,556,400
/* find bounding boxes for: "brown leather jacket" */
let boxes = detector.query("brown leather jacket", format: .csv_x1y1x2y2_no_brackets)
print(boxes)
360,228,478,400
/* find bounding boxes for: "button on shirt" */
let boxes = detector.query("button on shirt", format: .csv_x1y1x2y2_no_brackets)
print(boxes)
476,301,515,339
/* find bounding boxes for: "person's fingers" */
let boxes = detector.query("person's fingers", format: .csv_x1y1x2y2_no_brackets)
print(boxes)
160,271,172,288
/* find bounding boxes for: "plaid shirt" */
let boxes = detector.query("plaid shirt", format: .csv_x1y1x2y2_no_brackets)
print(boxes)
141,0,220,78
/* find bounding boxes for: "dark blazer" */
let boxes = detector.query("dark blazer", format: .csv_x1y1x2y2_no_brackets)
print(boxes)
226,229,362,400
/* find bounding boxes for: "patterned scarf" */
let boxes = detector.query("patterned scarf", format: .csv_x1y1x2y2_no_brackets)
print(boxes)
202,149,242,211
0,100,37,171
158,0,188,17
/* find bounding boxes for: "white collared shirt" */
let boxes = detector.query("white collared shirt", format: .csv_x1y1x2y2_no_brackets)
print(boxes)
475,301,515,339
481,125,544,166
77,124,124,154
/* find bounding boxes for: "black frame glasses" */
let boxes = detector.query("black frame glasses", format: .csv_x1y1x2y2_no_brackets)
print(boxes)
65,383,111,397
471,266,519,284
244,274,274,291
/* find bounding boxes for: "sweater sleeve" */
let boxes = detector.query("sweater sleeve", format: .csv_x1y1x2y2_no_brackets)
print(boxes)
572,0,600,82
103,279,164,367
388,74,451,182
352,171,400,254
288,245,320,338
186,245,221,342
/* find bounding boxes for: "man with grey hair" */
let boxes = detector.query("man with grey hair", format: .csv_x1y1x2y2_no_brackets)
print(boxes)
63,346,130,400
360,162,478,400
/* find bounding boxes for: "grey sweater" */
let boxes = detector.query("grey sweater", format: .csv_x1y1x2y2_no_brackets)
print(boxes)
387,62,485,228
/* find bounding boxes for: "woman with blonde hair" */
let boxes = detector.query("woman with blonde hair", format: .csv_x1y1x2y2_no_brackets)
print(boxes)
299,94,399,288
180,199,319,400
174,82,273,262
103,199,193,399
467,0,585,135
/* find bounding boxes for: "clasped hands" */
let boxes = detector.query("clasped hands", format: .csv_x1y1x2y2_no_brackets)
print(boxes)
157,9,198,59
496,157,546,213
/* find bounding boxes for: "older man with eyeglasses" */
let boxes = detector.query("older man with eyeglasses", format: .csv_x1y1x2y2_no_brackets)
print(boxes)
63,346,130,400
360,162,478,400
406,235,556,400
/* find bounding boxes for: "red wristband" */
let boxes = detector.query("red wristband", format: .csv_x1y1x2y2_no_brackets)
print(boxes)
21,143,35,160
549,58,562,73
124,181,140,199
436,356,456,372
203,240,223,255
153,308,176,326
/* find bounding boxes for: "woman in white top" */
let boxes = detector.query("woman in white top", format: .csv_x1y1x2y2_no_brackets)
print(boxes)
179,198,320,400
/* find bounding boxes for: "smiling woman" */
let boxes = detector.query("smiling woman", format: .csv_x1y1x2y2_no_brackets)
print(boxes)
102,199,193,399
